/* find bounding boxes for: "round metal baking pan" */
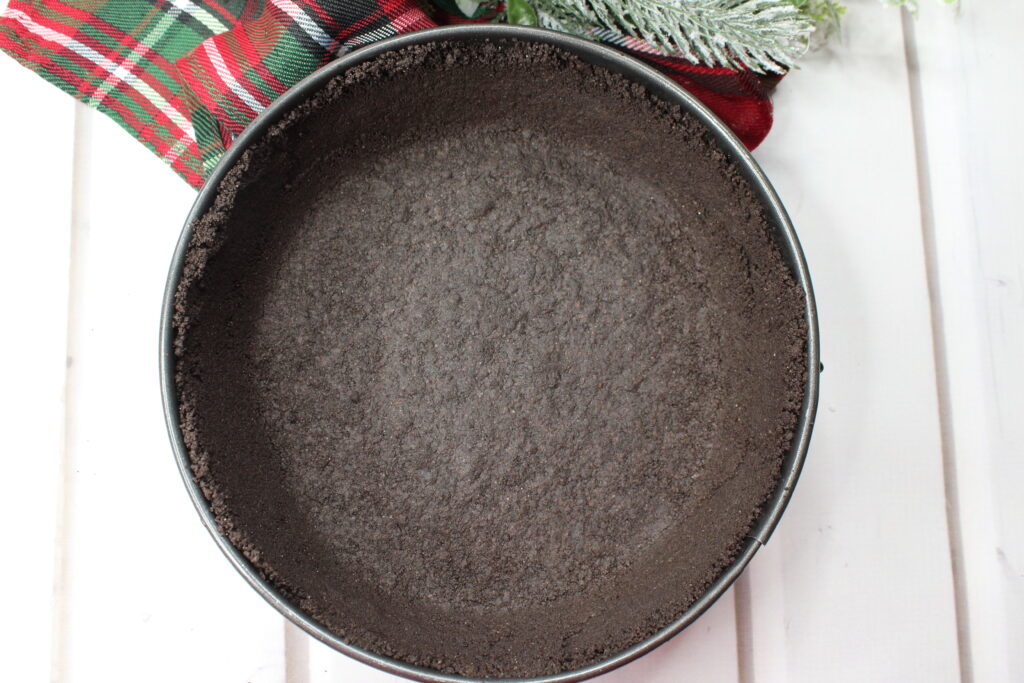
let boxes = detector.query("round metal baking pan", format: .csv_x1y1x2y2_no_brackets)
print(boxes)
160,24,820,683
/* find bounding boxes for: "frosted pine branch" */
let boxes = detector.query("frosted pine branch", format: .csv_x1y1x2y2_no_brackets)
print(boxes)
534,0,815,73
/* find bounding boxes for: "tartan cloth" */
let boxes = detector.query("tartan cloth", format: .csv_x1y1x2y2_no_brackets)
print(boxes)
0,0,777,189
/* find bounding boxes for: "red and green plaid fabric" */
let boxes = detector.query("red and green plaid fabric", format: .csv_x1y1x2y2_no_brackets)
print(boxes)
0,0,775,189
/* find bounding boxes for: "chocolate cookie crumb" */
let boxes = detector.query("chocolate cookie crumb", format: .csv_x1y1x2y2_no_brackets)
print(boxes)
175,39,807,678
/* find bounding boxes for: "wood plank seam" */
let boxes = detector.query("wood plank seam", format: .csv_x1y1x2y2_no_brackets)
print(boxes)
734,578,754,683
51,101,93,683
899,11,972,683
285,621,311,683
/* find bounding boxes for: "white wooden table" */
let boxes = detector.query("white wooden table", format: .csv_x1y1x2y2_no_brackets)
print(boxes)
2,2,1020,681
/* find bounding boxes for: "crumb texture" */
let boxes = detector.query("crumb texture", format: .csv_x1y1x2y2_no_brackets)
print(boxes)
174,40,807,679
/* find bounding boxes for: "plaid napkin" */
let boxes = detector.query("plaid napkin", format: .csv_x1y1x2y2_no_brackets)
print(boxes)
0,0,777,189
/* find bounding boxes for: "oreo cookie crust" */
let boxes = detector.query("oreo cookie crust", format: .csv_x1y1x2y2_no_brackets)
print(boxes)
174,40,807,679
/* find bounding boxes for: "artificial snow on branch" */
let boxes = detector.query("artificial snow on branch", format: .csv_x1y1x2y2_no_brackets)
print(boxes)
531,0,815,74
492,0,959,73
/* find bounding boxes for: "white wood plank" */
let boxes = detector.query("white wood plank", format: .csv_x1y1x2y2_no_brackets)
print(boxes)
302,591,739,682
57,107,286,683
743,2,961,681
0,53,75,683
908,3,1024,681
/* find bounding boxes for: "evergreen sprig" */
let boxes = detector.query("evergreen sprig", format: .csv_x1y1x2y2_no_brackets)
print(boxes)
790,0,844,36
533,0,815,73
481,0,959,74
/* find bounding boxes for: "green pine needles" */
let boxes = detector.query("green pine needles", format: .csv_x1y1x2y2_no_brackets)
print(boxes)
495,0,957,75
790,0,844,33
535,0,815,74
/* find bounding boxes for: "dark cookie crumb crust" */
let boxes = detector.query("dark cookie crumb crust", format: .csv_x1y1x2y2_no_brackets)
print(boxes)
174,40,807,679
